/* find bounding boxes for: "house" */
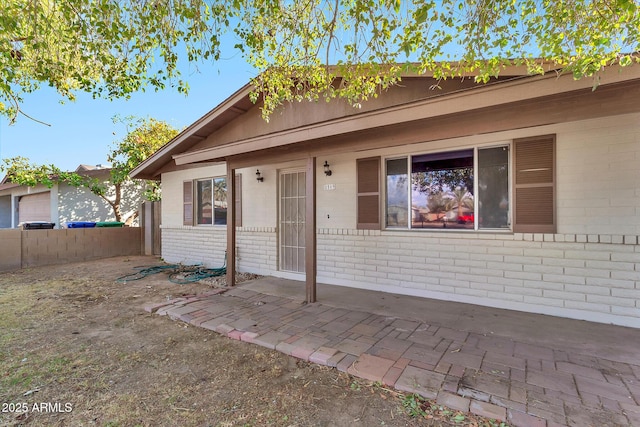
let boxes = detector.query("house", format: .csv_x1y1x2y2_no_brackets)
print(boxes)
131,64,640,328
0,165,144,228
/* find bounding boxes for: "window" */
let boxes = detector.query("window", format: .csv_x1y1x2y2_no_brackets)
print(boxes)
385,146,510,230
359,136,554,233
196,177,227,225
478,147,510,229
183,175,242,227
385,158,409,227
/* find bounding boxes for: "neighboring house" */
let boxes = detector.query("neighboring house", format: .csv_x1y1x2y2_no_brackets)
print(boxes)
0,165,144,228
131,64,640,329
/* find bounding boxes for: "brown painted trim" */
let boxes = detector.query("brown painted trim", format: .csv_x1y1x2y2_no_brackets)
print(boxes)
226,165,236,287
225,79,640,169
131,84,254,179
138,160,226,180
182,181,193,226
174,68,640,166
513,135,556,233
356,157,381,230
134,64,561,178
305,157,317,303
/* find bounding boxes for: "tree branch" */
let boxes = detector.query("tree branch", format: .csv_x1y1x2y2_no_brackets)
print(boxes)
325,0,339,71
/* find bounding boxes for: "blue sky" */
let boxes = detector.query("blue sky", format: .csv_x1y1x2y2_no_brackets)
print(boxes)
0,56,256,171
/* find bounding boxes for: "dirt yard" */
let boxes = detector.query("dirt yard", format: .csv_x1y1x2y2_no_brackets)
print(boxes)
0,256,505,427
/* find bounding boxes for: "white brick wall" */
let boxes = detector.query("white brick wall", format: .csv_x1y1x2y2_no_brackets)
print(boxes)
556,114,640,235
161,226,277,275
163,223,640,327
236,227,278,275
317,229,640,328
161,226,227,267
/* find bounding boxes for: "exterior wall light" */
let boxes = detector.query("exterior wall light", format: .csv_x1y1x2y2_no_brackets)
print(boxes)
256,169,264,182
323,161,332,176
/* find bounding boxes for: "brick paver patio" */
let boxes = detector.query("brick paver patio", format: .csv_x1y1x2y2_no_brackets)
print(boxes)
144,283,640,427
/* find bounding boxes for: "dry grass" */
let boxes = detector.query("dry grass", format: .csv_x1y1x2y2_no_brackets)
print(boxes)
0,257,506,427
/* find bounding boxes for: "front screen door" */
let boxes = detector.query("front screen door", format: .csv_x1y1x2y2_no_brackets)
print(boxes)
279,170,306,273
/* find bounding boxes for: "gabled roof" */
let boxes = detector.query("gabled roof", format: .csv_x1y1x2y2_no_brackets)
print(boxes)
131,63,640,180
130,83,255,180
0,164,111,192
75,164,97,172
76,167,111,178
0,173,21,191
130,65,542,179
0,179,20,191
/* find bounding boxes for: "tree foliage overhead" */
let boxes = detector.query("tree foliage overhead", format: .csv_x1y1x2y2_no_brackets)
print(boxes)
2,0,638,121
0,117,178,222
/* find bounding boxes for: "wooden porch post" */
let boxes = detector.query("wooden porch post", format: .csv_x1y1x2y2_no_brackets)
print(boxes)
226,162,236,287
305,157,317,303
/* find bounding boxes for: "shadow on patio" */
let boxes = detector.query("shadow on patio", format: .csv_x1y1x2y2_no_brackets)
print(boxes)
145,277,640,427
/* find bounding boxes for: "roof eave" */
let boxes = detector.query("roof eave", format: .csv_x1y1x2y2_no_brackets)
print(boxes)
132,62,636,176
130,63,557,180
172,64,640,165
172,65,640,165
130,83,254,180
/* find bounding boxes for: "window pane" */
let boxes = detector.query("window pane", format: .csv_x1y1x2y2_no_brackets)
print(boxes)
298,247,306,273
411,150,474,229
297,171,306,196
386,158,408,227
213,177,227,225
197,180,212,225
478,146,510,229
298,196,305,224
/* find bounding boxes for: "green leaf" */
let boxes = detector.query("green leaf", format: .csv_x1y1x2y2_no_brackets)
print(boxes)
2,0,639,122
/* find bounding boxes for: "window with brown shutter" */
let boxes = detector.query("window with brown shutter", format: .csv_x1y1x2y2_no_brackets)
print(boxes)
513,135,556,233
357,157,381,229
187,175,242,227
183,180,193,226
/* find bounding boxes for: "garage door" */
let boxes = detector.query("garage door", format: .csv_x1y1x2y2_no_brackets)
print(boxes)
19,192,50,223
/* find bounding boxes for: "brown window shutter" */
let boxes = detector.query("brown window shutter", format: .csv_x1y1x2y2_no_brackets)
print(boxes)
183,180,193,226
357,157,381,230
513,135,556,233
234,174,242,227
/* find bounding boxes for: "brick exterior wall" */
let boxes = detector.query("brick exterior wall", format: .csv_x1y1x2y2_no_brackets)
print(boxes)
161,226,227,267
316,229,640,327
236,227,278,275
161,226,277,275
161,225,639,327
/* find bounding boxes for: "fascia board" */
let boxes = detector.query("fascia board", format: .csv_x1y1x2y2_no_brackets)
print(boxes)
130,83,254,179
172,65,639,166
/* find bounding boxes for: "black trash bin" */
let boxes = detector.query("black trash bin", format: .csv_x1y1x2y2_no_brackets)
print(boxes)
21,222,56,230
